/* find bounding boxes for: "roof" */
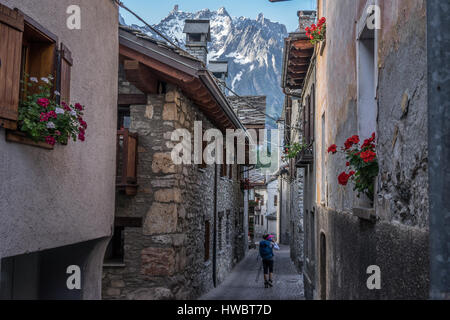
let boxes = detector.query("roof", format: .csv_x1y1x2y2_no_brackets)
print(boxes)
118,25,244,131
208,60,229,74
183,20,211,40
281,32,314,93
228,96,266,127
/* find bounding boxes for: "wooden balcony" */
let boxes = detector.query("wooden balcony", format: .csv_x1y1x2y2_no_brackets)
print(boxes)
116,129,138,195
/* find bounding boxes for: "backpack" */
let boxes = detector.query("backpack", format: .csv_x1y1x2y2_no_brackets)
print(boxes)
259,240,273,260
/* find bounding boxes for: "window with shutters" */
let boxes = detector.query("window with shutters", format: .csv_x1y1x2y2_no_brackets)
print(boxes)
0,4,72,138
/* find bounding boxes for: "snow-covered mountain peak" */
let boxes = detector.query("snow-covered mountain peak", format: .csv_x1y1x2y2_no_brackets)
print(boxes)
120,7,288,126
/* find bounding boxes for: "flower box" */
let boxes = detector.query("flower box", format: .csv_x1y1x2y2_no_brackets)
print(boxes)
6,130,54,150
296,144,314,167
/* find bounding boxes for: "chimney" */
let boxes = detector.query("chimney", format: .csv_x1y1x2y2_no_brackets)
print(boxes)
297,10,316,31
208,60,228,93
183,19,211,64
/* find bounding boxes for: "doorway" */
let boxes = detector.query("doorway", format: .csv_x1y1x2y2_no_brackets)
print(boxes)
320,232,327,300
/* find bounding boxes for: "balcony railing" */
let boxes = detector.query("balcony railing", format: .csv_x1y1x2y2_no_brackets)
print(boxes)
296,144,314,168
116,129,138,196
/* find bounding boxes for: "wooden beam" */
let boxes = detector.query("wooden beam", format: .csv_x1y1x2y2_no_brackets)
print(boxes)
120,44,195,84
118,94,147,105
123,60,158,94
290,49,314,58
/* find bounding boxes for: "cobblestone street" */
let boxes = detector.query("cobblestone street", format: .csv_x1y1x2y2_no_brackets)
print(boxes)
199,245,304,300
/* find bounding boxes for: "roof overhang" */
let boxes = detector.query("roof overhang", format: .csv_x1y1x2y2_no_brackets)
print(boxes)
119,27,244,132
281,32,314,93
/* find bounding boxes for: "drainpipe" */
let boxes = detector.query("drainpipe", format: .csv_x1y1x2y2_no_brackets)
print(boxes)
428,0,450,299
213,164,218,287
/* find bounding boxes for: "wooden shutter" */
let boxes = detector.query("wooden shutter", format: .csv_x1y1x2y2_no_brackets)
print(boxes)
58,43,72,104
0,5,24,130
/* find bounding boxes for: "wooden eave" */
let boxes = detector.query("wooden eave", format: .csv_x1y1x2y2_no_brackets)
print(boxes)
282,34,314,91
119,29,243,131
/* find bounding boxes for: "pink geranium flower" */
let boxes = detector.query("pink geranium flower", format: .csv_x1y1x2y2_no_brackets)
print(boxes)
37,98,50,108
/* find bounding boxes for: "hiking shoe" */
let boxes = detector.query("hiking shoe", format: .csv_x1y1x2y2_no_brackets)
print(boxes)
264,281,269,288
268,280,273,287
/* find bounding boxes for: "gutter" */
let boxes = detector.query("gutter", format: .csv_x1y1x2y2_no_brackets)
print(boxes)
198,69,246,132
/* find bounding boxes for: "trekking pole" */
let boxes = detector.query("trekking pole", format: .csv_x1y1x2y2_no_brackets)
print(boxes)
255,252,262,283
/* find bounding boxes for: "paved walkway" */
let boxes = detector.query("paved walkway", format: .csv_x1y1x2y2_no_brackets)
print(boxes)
199,244,304,300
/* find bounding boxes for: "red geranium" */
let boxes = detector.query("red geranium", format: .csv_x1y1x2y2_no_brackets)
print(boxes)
328,133,379,201
344,135,360,150
360,150,376,163
338,172,350,186
328,144,337,154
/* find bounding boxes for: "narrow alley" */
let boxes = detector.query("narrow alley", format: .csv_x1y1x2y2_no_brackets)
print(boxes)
0,0,448,304
200,245,304,300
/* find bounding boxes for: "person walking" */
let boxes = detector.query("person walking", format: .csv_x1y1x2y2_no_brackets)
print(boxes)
259,234,280,288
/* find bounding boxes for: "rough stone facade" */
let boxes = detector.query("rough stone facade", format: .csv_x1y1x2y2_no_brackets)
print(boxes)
103,70,246,300
298,0,429,299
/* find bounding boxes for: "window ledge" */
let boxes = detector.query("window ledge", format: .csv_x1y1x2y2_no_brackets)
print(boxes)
352,207,376,222
6,130,54,150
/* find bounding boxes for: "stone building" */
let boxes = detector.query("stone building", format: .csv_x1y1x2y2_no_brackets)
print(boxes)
280,29,314,268
228,95,267,246
0,0,118,299
102,24,249,300
284,0,430,299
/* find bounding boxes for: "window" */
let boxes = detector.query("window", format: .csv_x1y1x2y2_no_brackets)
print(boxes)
0,4,72,132
204,220,210,261
357,14,377,139
188,33,202,42
274,195,278,207
104,226,125,264
118,106,131,130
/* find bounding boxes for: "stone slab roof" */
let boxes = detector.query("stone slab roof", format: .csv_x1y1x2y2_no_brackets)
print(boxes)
228,96,266,126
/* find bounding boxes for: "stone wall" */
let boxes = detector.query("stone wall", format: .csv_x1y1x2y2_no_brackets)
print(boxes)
290,168,304,272
103,75,245,299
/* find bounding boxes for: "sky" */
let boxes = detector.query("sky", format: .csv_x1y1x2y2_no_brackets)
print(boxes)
119,0,316,32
